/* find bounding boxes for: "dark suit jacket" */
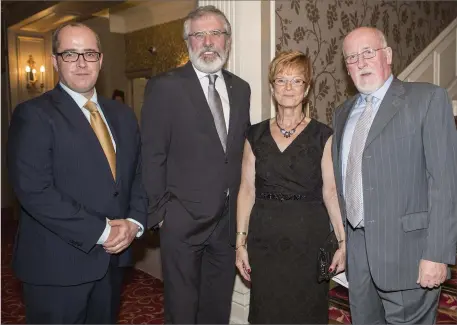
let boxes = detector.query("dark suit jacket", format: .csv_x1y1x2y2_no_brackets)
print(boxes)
142,61,251,244
7,85,148,286
332,78,457,291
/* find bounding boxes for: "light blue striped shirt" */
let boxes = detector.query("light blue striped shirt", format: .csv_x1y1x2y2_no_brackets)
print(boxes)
341,74,394,226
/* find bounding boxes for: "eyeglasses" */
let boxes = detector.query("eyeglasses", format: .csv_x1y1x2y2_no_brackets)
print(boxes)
274,77,306,87
56,51,101,62
186,30,230,41
344,47,387,64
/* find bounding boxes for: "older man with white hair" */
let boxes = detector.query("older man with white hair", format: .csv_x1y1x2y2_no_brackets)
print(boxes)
332,26,457,324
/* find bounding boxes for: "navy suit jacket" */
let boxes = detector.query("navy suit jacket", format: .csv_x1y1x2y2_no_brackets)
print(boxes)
7,85,148,286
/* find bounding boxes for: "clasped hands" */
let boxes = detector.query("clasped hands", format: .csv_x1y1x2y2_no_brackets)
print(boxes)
103,219,139,254
417,259,447,289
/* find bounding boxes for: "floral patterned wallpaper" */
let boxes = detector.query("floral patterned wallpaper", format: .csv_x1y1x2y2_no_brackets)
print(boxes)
275,0,457,124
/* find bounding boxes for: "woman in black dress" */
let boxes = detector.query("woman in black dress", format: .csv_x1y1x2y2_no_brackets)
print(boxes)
235,50,346,324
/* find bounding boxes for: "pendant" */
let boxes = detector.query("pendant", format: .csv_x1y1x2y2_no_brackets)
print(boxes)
280,128,295,138
276,115,304,138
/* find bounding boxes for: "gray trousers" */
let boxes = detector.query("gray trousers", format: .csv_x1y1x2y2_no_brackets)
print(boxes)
347,226,441,324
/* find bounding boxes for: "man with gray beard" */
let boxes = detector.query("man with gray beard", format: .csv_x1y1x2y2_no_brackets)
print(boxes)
141,6,251,324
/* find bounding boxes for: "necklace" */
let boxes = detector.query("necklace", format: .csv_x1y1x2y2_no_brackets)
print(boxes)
276,115,306,138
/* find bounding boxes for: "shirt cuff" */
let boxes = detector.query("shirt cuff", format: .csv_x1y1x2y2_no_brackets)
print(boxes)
127,218,144,238
97,218,111,244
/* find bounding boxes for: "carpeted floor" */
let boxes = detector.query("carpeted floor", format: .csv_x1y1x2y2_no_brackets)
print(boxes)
1,208,165,324
3,207,456,324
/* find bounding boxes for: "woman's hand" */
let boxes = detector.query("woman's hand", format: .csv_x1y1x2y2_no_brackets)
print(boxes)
235,245,251,281
329,246,346,275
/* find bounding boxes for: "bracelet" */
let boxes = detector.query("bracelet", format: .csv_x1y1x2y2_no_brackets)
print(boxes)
236,232,247,236
235,244,247,250
338,239,345,244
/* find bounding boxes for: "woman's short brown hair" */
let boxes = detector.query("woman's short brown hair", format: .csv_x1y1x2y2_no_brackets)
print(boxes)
268,50,312,87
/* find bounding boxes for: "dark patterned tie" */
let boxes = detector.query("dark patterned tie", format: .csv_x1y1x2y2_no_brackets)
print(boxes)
84,101,116,179
207,74,227,152
345,95,375,228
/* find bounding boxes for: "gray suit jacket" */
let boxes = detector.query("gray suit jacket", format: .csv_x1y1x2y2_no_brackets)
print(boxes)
332,78,457,291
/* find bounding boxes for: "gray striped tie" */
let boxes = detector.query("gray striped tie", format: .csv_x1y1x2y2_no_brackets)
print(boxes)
207,74,227,152
345,95,375,228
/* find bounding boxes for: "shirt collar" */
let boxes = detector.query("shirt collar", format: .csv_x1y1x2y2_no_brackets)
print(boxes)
359,74,394,104
192,64,224,81
59,82,98,109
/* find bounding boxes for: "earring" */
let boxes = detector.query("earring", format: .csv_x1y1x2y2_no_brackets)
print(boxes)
303,85,310,98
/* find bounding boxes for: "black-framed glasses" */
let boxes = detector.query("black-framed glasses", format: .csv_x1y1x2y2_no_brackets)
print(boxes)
344,47,388,64
56,51,101,62
186,30,230,41
274,77,306,88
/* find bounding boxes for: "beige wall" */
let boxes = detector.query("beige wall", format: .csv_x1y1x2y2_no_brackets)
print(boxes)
5,29,53,208
275,0,457,125
84,16,129,102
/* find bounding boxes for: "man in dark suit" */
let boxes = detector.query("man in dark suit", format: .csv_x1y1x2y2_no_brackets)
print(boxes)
332,26,457,324
141,5,251,324
7,22,147,324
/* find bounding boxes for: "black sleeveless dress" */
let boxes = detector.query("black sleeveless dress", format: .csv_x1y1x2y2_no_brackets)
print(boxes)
246,119,333,324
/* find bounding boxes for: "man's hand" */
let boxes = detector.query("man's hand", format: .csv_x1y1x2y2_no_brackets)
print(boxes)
417,259,447,288
103,219,139,254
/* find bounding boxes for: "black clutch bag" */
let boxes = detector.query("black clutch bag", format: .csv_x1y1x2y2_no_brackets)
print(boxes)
317,231,339,283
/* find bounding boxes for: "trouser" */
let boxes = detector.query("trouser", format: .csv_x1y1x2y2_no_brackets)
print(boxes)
23,263,124,324
347,226,440,324
160,208,236,324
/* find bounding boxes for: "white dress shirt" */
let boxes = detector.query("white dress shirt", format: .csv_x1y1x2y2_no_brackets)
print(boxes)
192,65,230,131
59,82,144,244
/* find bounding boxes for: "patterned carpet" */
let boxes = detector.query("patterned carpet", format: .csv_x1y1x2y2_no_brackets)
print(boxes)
2,207,456,324
1,208,165,324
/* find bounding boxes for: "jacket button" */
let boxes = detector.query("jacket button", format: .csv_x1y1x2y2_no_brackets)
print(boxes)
113,191,119,197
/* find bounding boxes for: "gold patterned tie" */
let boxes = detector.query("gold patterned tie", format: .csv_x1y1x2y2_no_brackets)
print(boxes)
84,101,116,179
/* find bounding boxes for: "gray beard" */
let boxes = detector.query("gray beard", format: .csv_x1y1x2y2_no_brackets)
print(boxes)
189,48,228,74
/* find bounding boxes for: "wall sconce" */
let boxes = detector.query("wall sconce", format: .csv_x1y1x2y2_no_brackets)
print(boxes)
25,54,45,93
40,65,45,90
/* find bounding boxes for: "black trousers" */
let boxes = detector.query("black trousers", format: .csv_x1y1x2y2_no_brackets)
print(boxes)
22,262,124,324
160,207,236,324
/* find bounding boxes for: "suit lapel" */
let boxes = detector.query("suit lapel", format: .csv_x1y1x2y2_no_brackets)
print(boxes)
180,61,226,154
98,97,120,183
222,70,236,152
49,85,117,183
335,96,358,158
334,96,358,195
365,78,405,148
181,62,218,126
49,85,93,134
